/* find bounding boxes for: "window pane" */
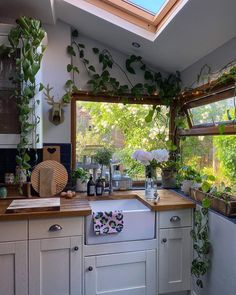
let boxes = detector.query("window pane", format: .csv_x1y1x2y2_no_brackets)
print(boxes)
181,135,236,187
190,96,235,125
75,101,169,181
125,0,167,14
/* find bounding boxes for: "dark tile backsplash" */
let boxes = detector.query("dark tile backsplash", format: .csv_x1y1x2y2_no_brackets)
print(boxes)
0,143,72,185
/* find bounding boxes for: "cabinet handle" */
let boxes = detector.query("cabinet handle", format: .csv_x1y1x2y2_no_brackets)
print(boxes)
49,224,62,232
170,216,181,222
161,238,167,244
74,246,79,251
88,266,93,271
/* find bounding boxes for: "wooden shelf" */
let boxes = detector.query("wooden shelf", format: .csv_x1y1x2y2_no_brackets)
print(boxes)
0,182,31,198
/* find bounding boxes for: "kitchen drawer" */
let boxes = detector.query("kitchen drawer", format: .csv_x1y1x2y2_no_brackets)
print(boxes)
0,220,27,242
159,209,192,229
29,217,83,239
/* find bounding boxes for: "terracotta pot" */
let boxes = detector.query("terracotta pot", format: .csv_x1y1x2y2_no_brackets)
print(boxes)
161,168,177,189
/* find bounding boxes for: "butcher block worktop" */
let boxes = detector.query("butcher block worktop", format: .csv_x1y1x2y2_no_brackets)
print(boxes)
0,189,195,220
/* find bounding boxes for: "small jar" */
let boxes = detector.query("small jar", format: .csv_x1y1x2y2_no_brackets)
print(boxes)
5,173,14,184
0,187,7,198
16,166,27,184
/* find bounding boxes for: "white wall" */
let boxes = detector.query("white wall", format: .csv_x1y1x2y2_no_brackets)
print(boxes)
73,34,151,91
193,208,236,295
42,21,162,144
181,36,236,89
42,21,71,143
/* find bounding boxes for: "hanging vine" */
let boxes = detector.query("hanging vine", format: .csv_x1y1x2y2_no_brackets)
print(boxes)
191,197,211,288
7,17,46,177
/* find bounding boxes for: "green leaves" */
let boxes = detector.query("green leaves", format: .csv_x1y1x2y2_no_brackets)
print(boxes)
92,47,99,54
145,109,155,123
88,65,96,72
67,64,73,72
218,124,225,135
67,63,79,74
191,206,211,288
8,17,46,182
202,197,211,209
67,45,76,56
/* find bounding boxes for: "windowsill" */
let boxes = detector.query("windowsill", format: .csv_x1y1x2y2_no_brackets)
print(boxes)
172,189,236,224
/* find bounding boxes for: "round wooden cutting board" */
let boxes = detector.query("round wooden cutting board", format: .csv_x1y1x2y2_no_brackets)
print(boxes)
31,160,68,195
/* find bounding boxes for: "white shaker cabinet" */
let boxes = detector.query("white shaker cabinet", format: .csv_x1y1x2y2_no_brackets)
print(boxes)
157,209,193,294
29,236,82,295
0,220,28,295
84,250,156,295
0,241,28,295
28,217,84,295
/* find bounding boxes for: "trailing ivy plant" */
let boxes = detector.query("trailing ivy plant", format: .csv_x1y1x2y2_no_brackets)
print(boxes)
7,17,46,177
191,196,211,288
66,30,181,123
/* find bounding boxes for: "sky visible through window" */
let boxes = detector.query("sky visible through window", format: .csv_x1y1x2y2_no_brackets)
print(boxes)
126,0,167,14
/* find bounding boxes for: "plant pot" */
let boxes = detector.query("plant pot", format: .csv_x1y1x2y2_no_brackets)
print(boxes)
76,179,87,192
190,188,236,217
181,180,193,196
161,168,177,189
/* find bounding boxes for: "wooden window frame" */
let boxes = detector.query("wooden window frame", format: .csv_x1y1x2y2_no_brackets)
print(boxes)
178,82,236,137
85,0,181,32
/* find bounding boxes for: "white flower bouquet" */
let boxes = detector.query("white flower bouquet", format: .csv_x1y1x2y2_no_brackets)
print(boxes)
132,149,169,167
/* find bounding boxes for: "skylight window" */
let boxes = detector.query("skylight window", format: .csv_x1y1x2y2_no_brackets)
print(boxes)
125,0,167,15
87,0,181,32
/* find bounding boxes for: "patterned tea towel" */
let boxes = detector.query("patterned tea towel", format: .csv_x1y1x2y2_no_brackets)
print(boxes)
92,211,124,235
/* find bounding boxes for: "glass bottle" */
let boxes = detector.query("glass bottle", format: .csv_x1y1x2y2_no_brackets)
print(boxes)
87,175,95,196
95,177,103,196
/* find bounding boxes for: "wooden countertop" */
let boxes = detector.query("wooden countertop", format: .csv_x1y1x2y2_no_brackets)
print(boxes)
0,189,195,221
0,198,91,221
82,190,195,211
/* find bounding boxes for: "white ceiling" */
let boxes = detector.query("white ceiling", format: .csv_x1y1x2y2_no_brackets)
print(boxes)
0,0,55,25
1,0,236,73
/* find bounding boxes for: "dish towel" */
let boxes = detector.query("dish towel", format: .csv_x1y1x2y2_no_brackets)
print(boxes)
92,211,124,235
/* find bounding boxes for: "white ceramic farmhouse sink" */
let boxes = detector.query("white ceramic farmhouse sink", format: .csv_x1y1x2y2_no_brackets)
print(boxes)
85,198,155,245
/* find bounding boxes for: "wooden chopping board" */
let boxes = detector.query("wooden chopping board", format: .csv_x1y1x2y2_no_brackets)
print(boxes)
6,198,60,213
43,146,61,162
31,160,68,196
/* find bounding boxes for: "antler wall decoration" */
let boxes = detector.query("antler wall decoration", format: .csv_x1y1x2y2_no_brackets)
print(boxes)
43,84,70,125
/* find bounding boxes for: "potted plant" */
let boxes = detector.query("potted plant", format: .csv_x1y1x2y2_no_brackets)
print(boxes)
178,165,201,195
72,168,88,192
161,158,179,189
94,147,113,176
190,175,236,216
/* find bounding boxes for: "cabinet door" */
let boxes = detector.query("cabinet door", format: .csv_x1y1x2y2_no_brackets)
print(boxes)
0,241,28,295
85,250,156,295
29,236,82,295
159,227,192,294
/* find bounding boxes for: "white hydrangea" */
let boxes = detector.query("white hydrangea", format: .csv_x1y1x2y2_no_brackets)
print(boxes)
151,149,169,163
132,149,153,166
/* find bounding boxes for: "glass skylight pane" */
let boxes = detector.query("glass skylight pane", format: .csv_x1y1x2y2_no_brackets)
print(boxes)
125,0,167,14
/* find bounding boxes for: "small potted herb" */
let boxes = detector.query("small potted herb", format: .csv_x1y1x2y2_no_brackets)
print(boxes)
72,168,89,192
178,165,201,195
